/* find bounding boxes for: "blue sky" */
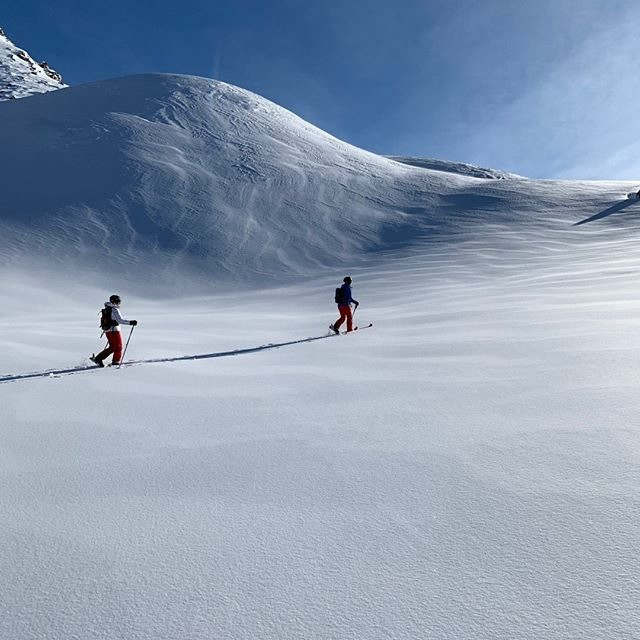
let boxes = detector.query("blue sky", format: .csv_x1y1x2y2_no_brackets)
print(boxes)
4,0,640,179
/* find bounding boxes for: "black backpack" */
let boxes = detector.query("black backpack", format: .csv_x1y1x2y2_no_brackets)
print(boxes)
335,286,347,304
99,306,118,331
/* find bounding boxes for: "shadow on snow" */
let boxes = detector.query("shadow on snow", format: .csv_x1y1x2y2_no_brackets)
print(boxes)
574,199,638,226
0,333,334,384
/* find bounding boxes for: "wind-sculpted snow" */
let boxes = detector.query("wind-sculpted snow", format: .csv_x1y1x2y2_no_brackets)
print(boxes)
0,72,564,290
2,72,640,292
387,155,521,180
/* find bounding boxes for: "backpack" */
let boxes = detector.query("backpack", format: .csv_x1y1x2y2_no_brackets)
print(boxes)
99,306,118,331
335,286,347,304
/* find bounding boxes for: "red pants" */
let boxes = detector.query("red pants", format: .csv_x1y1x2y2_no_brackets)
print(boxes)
96,331,123,364
334,305,353,332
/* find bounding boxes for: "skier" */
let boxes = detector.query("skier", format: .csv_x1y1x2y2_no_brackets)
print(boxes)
330,276,359,334
91,294,138,367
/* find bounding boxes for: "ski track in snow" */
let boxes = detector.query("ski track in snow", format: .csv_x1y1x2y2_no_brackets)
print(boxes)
1,326,374,383
0,333,338,383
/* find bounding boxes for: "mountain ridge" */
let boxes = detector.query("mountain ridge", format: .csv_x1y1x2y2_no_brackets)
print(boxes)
0,27,66,101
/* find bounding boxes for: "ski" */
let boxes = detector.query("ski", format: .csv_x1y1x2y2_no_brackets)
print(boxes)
342,323,373,334
329,322,373,336
89,356,130,369
329,322,373,335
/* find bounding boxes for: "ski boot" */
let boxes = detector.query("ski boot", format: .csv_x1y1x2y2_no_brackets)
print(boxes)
90,354,105,368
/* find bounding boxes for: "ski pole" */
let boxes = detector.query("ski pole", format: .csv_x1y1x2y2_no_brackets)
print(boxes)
119,326,135,369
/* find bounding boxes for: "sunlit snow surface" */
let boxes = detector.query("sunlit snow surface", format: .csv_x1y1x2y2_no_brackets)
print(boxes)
1,73,640,639
3,219,640,638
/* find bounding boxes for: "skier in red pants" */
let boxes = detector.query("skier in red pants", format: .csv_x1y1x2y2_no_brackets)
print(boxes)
91,294,137,367
331,276,359,334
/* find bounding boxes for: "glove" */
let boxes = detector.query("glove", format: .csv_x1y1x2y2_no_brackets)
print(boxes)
130,320,138,326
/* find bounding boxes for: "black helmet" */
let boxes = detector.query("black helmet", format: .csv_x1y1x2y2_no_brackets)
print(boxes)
109,294,121,305
343,276,352,284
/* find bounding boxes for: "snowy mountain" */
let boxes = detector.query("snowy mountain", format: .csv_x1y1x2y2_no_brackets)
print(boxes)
2,71,634,291
0,27,66,101
0,72,513,287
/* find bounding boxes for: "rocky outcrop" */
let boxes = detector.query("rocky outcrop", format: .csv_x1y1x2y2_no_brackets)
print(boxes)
0,27,66,101
39,60,64,83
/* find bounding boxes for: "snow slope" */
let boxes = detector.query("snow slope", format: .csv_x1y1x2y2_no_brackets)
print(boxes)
0,27,65,101
3,71,637,290
0,71,584,291
0,73,494,287
3,219,640,639
2,69,640,639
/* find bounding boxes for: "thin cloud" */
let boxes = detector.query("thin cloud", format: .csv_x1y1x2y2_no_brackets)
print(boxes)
463,9,640,178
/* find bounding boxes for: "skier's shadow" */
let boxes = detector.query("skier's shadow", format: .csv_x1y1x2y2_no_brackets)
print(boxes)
574,199,637,226
0,333,334,384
